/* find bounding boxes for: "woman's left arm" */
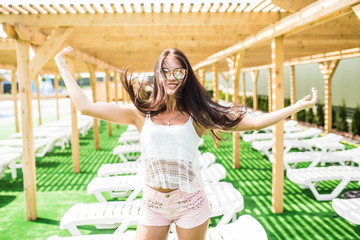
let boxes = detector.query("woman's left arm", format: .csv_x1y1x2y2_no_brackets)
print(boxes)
231,87,317,132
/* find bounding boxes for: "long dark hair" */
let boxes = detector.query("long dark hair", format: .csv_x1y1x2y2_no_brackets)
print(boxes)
120,48,246,142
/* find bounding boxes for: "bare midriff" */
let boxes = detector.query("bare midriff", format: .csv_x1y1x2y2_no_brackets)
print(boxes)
147,185,177,193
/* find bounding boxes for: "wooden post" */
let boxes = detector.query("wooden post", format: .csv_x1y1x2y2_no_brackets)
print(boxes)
319,60,339,133
16,39,37,221
220,72,230,102
87,63,100,150
213,62,219,102
290,65,297,120
11,70,20,132
105,70,112,136
268,68,273,112
114,72,120,128
54,75,60,120
242,72,246,106
198,68,205,87
231,52,245,169
271,36,284,214
35,75,42,125
67,58,80,173
251,70,259,111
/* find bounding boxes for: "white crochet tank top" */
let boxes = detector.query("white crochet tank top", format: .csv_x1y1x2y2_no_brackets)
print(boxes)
140,113,202,193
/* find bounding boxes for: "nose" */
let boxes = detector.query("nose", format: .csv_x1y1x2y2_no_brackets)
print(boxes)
168,72,176,81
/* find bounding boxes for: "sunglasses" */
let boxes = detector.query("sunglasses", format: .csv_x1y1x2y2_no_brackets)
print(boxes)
163,68,187,80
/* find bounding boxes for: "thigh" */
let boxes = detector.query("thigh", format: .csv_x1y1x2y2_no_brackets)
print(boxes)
176,218,209,240
135,222,171,240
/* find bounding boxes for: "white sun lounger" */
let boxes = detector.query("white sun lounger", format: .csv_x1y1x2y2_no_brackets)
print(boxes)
48,214,267,240
242,127,322,142
88,163,226,202
112,144,141,162
9,130,71,150
332,198,360,225
287,166,360,201
0,152,21,179
0,138,56,158
252,133,344,158
268,145,360,169
60,182,244,236
269,151,353,170
97,152,216,177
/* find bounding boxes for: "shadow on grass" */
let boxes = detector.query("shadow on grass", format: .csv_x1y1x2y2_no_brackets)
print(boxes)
0,195,16,207
35,217,60,226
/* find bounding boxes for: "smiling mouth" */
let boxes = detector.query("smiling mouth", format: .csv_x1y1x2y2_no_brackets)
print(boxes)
167,83,178,89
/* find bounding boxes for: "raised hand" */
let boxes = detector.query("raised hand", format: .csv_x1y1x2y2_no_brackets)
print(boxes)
296,87,318,110
54,46,73,70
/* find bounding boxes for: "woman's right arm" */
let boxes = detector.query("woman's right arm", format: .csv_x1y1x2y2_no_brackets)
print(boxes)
54,46,139,126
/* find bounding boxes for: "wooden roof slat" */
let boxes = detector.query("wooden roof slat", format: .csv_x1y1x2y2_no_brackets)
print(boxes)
0,7,9,14
0,12,289,27
1,5,19,14
60,4,77,14
214,3,223,13
252,0,272,12
193,0,359,70
29,4,47,14
79,4,94,14
69,4,84,14
9,5,28,14
50,4,67,14
39,4,56,14
19,4,39,14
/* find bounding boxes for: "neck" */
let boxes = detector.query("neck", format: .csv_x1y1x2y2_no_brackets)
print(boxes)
166,95,177,112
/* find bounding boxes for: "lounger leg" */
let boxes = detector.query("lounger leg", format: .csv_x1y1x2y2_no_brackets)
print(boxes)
216,209,236,226
94,192,107,202
126,185,143,202
308,178,351,201
66,225,83,236
114,219,132,234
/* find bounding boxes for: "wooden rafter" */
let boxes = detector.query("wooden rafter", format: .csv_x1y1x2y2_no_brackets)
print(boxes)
193,0,360,70
0,12,288,27
352,3,360,20
29,27,74,80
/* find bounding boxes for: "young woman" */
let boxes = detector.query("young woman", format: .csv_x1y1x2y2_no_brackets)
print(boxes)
54,46,317,240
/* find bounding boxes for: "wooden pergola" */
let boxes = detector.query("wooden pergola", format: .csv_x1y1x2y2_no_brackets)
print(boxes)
0,0,360,221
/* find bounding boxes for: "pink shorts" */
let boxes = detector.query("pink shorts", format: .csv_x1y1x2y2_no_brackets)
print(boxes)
139,185,212,229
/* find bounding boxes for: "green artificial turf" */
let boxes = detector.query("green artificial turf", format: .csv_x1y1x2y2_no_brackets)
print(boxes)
0,121,359,240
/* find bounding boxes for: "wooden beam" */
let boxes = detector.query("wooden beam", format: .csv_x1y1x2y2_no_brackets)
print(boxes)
35,75,42,125
212,62,219,102
29,27,73,80
193,0,359,69
87,63,100,150
2,23,18,39
11,69,19,133
16,39,37,221
268,68,273,112
54,75,60,120
198,68,205,86
242,72,246,106
67,58,80,173
251,70,259,111
220,72,230,102
105,70,112,136
70,48,118,71
113,71,120,128
231,51,245,169
271,36,284,214
14,23,47,45
0,39,16,50
290,65,297,120
352,3,360,20
0,12,288,27
319,60,340,133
